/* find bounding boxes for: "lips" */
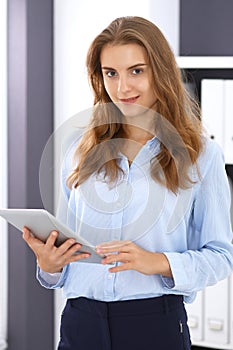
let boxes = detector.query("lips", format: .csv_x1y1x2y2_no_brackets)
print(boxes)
119,96,139,104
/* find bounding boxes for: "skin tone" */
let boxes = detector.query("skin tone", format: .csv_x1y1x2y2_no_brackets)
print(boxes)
96,240,172,276
22,43,172,278
22,228,90,273
101,43,157,144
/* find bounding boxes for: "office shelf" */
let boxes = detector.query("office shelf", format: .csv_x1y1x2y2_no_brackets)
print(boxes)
176,56,233,69
179,59,233,349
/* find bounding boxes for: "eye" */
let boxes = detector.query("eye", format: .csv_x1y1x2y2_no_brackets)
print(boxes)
106,70,117,78
132,68,143,75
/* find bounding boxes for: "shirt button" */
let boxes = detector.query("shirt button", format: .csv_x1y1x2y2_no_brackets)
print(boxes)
107,274,113,280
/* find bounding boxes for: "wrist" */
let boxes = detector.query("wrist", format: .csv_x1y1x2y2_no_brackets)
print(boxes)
37,260,63,274
155,253,173,277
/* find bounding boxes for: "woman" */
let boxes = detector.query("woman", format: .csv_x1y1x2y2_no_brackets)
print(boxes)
23,16,233,350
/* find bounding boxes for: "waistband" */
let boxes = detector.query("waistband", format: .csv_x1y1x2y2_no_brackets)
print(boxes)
68,294,184,317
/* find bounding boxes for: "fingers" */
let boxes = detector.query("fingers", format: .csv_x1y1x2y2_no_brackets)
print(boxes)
22,227,91,272
55,245,91,269
97,240,134,270
61,241,91,261
22,226,30,240
22,226,45,250
45,231,59,249
55,238,91,264
56,238,79,255
23,227,88,256
97,241,149,274
22,226,35,242
96,240,132,254
108,263,132,273
68,251,91,264
45,232,88,258
97,240,132,249
102,252,130,265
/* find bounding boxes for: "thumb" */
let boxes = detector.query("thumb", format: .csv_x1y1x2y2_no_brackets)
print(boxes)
22,226,44,249
22,226,34,240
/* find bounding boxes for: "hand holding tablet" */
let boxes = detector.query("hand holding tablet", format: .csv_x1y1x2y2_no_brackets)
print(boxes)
0,208,103,264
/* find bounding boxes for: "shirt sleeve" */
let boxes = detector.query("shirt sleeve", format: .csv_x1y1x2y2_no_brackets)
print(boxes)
37,265,69,289
161,141,233,293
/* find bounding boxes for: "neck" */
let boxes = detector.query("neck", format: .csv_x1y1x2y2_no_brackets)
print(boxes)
122,114,156,144
122,124,153,144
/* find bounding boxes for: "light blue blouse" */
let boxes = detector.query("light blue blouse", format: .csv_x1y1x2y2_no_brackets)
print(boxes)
38,135,233,303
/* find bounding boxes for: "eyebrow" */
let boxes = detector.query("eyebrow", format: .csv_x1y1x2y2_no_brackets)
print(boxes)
101,63,148,70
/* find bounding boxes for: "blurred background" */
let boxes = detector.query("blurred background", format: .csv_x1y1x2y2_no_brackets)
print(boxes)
1,0,233,349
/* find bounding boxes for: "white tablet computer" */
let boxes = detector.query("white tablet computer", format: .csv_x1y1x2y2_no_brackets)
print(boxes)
0,208,103,264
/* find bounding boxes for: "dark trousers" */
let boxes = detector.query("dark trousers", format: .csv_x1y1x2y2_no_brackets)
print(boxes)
58,295,191,350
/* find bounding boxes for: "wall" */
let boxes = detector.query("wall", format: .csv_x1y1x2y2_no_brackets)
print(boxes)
0,0,8,348
180,0,233,56
7,0,54,349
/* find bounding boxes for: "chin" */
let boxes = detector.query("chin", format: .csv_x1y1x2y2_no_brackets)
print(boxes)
116,102,151,118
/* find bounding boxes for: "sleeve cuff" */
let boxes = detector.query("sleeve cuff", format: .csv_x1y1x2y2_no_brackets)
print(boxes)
37,265,69,289
161,252,190,291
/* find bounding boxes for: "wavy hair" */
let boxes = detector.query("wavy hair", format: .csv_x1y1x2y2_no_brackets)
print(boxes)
67,16,203,193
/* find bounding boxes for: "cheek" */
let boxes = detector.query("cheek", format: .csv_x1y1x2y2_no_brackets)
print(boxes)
104,81,117,100
138,78,151,92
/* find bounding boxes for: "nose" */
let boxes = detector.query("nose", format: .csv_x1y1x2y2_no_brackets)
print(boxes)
117,74,132,95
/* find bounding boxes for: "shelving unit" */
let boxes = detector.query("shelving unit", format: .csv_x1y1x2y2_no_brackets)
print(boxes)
177,56,233,350
177,56,233,69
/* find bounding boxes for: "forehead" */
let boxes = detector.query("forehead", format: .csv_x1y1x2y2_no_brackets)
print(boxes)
100,43,148,68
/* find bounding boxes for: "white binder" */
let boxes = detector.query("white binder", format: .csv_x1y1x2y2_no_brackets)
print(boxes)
186,290,204,342
204,278,229,345
224,80,233,165
201,79,225,149
231,274,233,345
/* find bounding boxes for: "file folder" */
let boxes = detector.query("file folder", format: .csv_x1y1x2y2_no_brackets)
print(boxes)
201,79,225,149
224,80,233,164
204,278,229,345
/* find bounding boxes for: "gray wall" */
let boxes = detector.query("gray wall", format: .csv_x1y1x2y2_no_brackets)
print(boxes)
7,0,54,349
180,0,233,56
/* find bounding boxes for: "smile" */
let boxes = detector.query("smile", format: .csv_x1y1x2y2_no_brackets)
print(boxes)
119,96,139,104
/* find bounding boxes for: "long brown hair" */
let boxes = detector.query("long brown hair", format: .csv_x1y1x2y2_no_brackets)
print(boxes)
67,16,203,193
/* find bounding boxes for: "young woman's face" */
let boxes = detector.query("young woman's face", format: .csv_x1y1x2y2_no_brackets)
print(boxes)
100,43,157,117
